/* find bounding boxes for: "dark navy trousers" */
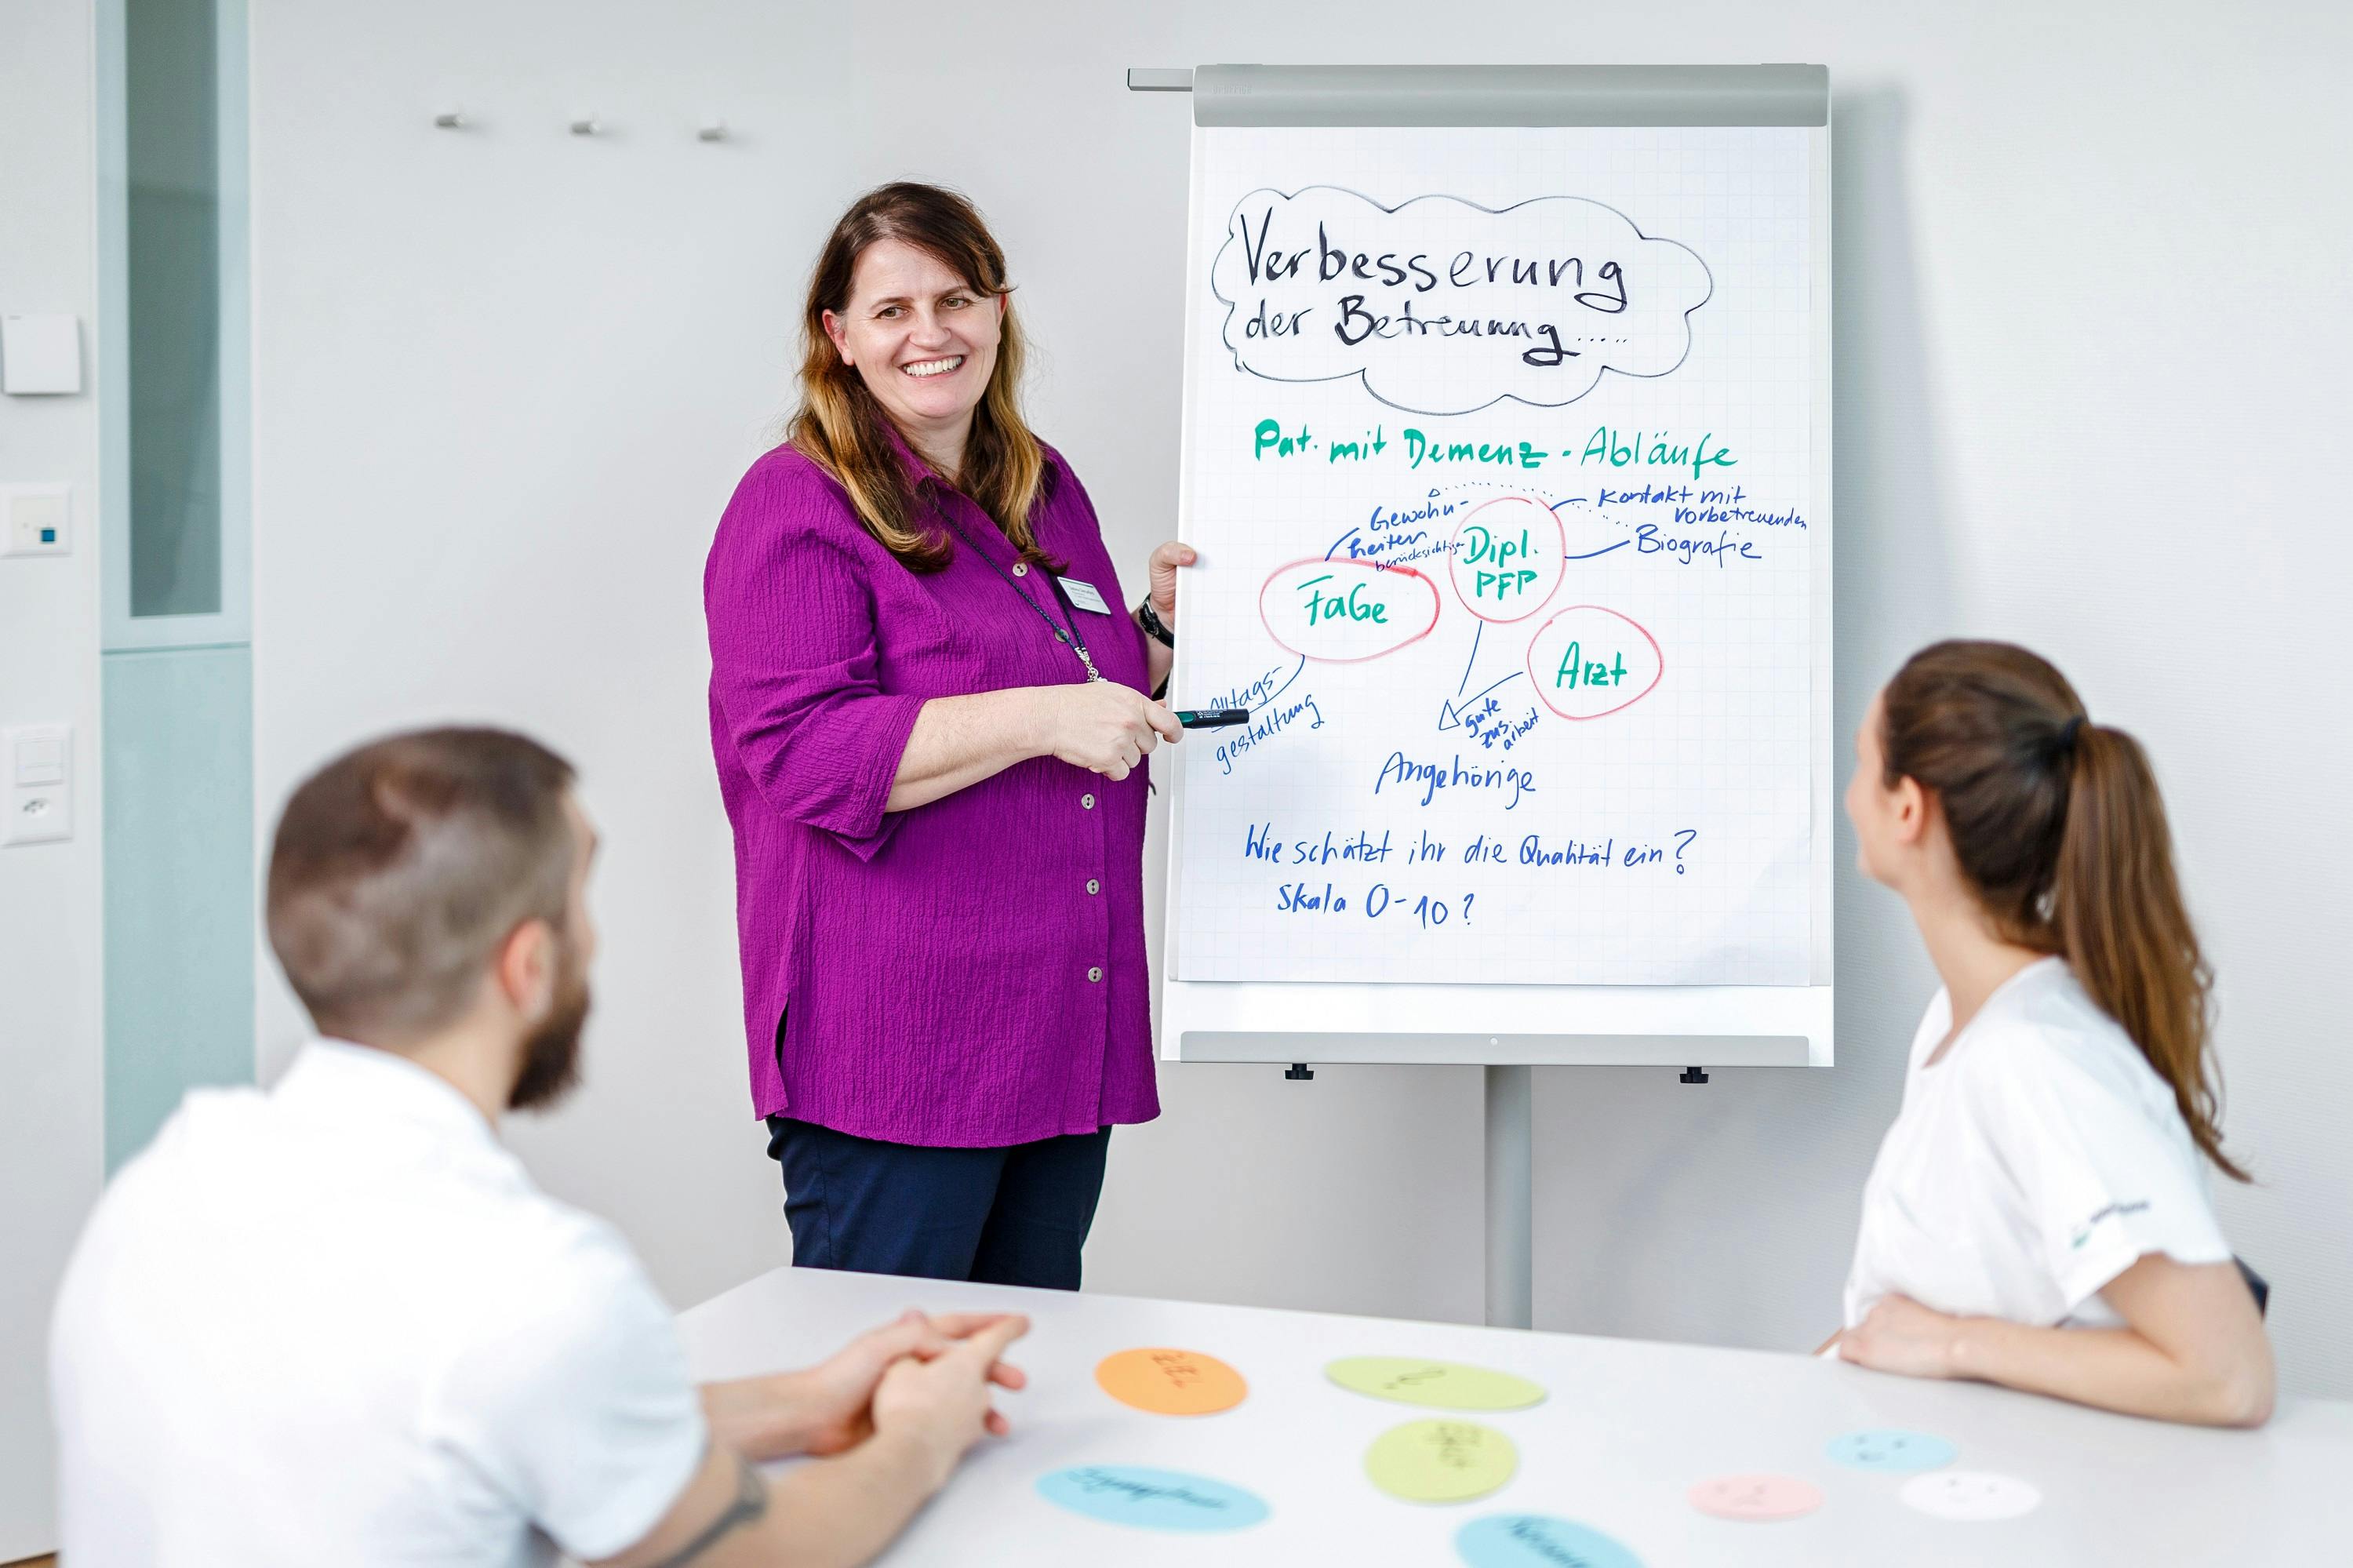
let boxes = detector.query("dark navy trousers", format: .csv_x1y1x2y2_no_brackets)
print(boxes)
764,1117,1111,1290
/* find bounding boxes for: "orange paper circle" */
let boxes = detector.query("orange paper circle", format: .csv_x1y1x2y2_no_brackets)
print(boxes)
1094,1348,1249,1416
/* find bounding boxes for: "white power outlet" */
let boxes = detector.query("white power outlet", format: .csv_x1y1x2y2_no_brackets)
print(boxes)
2,484,72,557
3,724,72,846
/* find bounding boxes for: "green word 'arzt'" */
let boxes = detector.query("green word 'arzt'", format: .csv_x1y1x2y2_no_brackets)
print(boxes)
1555,639,1627,689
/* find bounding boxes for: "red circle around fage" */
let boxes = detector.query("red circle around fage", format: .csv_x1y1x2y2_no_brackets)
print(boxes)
1259,557,1443,663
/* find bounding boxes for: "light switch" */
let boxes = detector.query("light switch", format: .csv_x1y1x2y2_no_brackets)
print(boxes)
3,725,72,846
2,315,82,395
3,485,71,557
14,733,64,785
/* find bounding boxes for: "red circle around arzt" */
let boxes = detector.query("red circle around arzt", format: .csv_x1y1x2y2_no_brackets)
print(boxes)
1525,603,1664,720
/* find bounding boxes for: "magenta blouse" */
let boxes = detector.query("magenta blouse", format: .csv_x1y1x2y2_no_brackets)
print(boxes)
704,435,1160,1147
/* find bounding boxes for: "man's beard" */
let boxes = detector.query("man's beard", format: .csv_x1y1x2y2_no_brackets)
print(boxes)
507,948,590,1111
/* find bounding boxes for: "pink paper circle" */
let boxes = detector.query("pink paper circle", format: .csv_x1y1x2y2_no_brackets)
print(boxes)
1687,1473,1824,1522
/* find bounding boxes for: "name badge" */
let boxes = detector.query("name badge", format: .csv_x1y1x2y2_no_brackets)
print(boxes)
1058,576,1114,615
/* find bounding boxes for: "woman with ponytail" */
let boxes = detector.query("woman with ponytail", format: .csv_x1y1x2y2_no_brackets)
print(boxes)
1833,640,2273,1425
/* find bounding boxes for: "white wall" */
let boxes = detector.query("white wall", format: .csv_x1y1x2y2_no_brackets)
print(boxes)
249,0,2353,1401
0,1,107,1553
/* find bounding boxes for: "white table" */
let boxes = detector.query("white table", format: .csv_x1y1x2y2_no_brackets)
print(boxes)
678,1268,2353,1566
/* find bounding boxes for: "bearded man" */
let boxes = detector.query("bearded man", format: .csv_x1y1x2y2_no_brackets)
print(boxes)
51,727,1025,1567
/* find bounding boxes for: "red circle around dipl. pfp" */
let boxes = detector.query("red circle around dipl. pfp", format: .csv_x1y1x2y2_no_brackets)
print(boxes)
1448,495,1565,624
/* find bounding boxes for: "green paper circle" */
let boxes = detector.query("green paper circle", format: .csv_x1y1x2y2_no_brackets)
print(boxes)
1328,1356,1547,1412
1366,1419,1519,1504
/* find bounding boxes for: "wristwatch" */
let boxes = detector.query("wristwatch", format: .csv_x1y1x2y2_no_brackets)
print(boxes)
1135,597,1176,649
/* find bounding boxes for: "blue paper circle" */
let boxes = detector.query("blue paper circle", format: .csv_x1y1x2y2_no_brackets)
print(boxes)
1457,1514,1645,1568
1036,1465,1270,1532
1824,1428,1958,1472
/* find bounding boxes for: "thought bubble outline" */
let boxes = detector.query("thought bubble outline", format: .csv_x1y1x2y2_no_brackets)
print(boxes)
1209,184,1716,417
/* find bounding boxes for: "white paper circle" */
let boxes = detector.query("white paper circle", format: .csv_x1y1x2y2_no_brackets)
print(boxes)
1899,1470,2042,1522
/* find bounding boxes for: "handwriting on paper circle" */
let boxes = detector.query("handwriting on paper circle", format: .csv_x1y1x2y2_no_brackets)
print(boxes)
1686,1473,1823,1522
1457,1514,1646,1568
1899,1470,2042,1522
1366,1419,1519,1503
1094,1348,1249,1416
1327,1355,1546,1412
1825,1428,1956,1473
1035,1466,1270,1532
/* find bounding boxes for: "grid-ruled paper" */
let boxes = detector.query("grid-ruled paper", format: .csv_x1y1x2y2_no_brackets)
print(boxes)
1173,125,1813,987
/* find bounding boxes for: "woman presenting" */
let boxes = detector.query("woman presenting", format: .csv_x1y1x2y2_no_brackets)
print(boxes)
704,182,1191,1287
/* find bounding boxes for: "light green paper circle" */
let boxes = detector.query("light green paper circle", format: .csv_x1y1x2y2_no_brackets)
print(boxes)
1328,1356,1547,1412
1365,1419,1519,1504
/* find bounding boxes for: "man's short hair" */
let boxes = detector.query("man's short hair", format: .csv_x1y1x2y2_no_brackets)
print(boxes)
266,727,578,1040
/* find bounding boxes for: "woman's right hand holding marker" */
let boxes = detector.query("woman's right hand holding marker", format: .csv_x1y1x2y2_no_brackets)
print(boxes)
1031,682,1181,781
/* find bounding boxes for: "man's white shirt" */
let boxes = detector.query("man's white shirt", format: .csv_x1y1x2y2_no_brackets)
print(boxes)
52,1039,707,1566
1843,958,2233,1331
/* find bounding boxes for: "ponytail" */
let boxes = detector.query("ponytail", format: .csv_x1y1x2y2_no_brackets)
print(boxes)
2056,725,2244,1179
1881,641,2245,1181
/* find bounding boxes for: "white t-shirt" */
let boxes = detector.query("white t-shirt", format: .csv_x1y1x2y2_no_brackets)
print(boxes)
1843,958,2233,1332
52,1039,707,1566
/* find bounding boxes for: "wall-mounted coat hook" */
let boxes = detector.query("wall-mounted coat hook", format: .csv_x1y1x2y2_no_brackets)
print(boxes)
569,113,602,136
433,108,467,129
696,117,729,143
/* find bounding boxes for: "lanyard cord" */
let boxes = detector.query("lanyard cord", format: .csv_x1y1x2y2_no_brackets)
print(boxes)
929,498,1104,683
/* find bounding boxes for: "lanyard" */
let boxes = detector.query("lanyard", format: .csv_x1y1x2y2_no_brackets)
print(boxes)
929,499,1104,684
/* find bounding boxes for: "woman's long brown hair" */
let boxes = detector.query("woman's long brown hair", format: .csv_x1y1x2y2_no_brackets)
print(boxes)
787,182,1049,573
1881,640,2246,1180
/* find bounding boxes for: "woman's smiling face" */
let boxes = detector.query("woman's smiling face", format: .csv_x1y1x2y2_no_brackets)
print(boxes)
822,236,1003,458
